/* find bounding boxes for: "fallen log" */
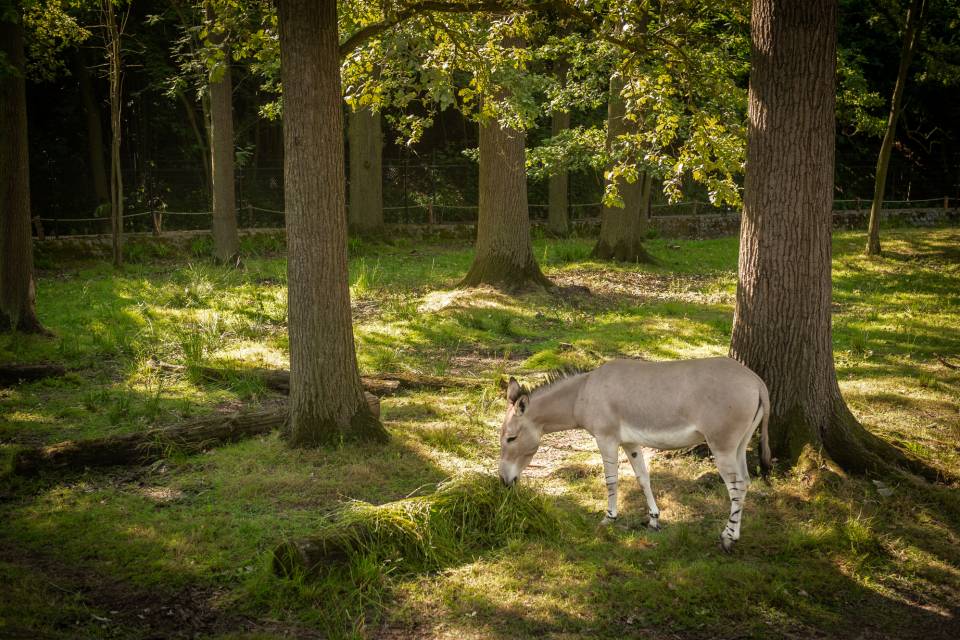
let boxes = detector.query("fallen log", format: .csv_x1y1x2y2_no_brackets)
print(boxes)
152,361,484,395
363,370,483,391
12,392,380,475
0,363,67,386
13,407,288,475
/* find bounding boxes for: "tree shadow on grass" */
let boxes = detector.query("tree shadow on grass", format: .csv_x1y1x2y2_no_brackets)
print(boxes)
387,463,960,640
0,431,450,639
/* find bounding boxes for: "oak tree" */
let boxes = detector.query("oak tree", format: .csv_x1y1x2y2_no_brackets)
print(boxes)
204,0,240,263
278,0,388,446
0,8,46,333
347,105,384,234
865,0,926,256
729,0,931,478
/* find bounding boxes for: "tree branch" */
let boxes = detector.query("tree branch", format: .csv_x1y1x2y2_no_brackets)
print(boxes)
340,1,536,57
337,0,647,58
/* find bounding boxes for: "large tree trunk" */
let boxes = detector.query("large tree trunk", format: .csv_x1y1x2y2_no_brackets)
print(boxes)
278,0,388,446
207,61,240,260
348,106,384,234
0,16,46,334
75,51,110,209
461,115,550,288
865,0,925,256
729,0,931,479
206,3,240,262
105,0,123,267
547,109,570,236
592,76,653,263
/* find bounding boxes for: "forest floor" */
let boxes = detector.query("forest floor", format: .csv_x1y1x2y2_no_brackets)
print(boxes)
1,227,959,639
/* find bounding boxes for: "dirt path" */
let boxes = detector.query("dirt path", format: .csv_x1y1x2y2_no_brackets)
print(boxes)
524,429,599,479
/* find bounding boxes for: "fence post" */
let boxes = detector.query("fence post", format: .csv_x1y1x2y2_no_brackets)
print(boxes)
945,196,950,211
152,211,163,236
32,216,44,241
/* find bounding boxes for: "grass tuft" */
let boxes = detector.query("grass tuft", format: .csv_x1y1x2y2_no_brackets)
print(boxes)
273,472,563,578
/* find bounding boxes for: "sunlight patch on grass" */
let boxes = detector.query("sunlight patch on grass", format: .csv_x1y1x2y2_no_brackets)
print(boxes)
418,286,516,314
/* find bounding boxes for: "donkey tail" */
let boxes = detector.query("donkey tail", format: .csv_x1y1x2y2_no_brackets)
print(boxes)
756,382,772,480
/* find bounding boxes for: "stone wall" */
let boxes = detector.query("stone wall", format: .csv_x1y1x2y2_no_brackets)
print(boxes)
648,206,959,239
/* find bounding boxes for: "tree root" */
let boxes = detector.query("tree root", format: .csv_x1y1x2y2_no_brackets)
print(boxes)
459,258,553,292
591,238,657,264
821,400,954,485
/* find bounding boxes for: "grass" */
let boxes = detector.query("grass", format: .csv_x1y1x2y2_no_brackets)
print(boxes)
1,227,959,639
272,472,565,579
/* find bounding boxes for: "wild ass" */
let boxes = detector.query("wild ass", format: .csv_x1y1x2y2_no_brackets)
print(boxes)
498,357,771,551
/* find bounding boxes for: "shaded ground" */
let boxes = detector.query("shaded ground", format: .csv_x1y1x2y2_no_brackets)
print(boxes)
0,542,255,640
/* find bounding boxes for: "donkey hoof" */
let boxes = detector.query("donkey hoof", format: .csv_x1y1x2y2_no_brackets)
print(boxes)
647,521,661,532
599,515,617,527
720,536,736,553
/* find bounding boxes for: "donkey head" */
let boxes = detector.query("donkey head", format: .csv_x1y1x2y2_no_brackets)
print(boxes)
498,377,543,486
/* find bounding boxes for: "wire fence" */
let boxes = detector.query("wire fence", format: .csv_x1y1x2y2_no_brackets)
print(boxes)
30,160,959,238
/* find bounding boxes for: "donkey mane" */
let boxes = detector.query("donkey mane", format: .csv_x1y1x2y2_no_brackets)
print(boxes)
527,366,591,397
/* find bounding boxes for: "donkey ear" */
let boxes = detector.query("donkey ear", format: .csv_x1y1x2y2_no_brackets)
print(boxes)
515,394,529,415
506,377,523,404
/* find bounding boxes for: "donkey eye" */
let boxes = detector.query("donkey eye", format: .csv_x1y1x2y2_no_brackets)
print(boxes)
506,436,517,443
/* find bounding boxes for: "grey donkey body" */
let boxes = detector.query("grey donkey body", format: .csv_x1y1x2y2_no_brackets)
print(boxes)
498,357,771,551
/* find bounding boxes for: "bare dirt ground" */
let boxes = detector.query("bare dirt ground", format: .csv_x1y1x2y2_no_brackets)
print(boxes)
552,268,733,306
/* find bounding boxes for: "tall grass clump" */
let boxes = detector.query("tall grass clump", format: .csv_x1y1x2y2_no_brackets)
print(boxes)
272,472,563,579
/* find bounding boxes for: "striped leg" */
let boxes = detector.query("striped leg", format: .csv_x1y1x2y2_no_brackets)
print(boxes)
623,444,661,531
715,451,748,552
598,438,620,525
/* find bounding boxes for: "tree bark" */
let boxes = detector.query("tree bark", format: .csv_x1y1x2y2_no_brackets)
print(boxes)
592,75,653,263
206,3,240,263
348,106,384,234
547,109,570,236
729,0,933,479
104,0,124,267
460,70,550,290
0,15,46,334
460,118,551,290
75,51,110,209
865,0,925,256
278,0,388,447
